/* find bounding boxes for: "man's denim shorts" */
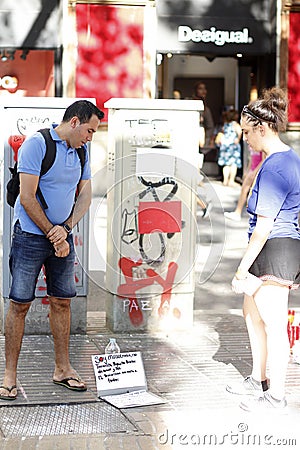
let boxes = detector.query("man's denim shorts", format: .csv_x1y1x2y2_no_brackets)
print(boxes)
9,222,76,303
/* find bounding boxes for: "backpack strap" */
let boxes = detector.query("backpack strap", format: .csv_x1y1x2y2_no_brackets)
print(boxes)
75,146,86,179
36,128,57,209
38,128,57,176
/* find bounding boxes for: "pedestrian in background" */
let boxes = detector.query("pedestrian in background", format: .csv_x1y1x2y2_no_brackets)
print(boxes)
192,81,215,148
191,81,215,216
217,109,242,187
224,147,263,222
228,87,300,413
0,100,104,400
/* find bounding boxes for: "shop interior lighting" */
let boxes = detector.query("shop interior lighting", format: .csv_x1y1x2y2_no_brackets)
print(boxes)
0,49,16,62
1,51,8,62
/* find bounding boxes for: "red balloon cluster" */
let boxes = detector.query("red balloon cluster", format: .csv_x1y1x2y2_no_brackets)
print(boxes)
75,4,144,121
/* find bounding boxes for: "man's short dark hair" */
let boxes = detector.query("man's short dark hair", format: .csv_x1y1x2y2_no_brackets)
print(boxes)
62,100,104,123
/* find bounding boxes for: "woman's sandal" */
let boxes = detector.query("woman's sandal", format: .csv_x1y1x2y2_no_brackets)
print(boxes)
0,385,17,400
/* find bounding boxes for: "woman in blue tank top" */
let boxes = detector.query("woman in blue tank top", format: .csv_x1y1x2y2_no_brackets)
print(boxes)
227,87,300,414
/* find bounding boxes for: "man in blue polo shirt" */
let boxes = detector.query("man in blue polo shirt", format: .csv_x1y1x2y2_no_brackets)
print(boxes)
0,100,104,400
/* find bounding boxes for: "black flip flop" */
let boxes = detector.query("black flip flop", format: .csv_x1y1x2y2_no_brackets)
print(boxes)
53,377,87,392
0,385,17,400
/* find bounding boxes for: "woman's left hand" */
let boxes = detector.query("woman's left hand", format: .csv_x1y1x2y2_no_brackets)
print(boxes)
231,268,249,293
232,275,248,293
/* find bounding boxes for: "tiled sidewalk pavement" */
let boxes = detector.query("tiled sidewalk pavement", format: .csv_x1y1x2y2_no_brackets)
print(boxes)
0,311,300,448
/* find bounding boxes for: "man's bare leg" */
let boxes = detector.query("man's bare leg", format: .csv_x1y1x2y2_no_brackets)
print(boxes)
0,301,31,399
49,296,86,389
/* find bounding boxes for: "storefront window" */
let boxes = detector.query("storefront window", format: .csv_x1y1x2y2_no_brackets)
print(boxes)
75,4,144,121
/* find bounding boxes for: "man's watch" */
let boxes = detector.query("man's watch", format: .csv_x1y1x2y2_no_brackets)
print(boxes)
62,223,72,234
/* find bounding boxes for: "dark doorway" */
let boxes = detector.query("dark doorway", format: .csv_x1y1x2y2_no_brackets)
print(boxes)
173,76,224,127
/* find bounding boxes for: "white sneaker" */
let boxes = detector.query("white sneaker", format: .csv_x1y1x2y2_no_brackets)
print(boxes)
224,211,241,222
226,375,264,397
239,391,288,414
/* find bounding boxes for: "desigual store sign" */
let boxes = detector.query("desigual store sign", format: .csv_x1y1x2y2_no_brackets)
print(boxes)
178,26,253,47
156,0,276,55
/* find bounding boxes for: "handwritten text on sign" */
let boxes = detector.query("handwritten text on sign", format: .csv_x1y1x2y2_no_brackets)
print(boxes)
91,352,147,396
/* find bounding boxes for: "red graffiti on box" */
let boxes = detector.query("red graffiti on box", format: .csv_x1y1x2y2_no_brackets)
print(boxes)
117,257,179,326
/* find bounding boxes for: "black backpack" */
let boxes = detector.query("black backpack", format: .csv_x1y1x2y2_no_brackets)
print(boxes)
6,128,86,209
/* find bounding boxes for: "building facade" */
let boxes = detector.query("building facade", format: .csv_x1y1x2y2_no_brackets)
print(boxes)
0,0,299,143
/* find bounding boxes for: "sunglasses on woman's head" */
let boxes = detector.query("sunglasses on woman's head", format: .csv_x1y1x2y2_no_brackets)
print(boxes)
242,105,262,124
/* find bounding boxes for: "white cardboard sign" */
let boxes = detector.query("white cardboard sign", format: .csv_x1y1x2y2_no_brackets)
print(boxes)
91,351,165,408
92,352,147,396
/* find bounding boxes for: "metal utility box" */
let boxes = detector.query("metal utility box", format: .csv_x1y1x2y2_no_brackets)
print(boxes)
104,98,203,332
0,97,92,334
